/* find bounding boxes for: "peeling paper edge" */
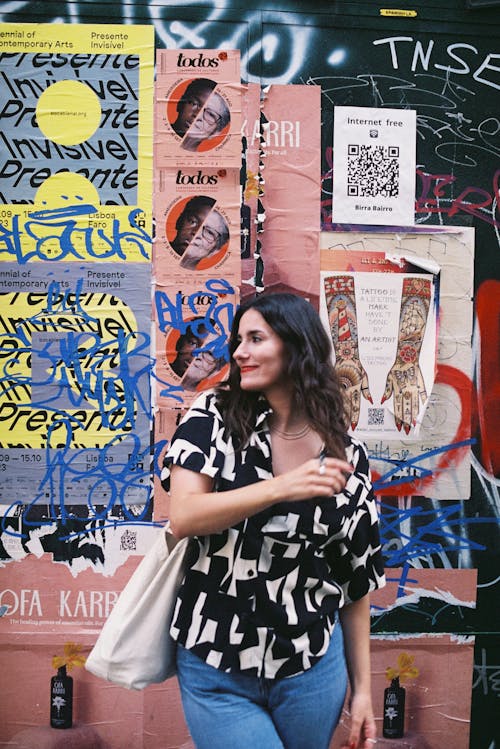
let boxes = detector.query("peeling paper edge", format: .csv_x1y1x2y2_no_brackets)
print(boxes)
253,85,269,294
370,632,475,643
385,251,441,275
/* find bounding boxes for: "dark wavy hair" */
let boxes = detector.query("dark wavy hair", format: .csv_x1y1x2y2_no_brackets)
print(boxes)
216,293,348,458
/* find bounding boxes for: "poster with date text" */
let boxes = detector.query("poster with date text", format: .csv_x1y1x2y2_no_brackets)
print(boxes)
320,229,474,500
0,262,151,507
0,23,154,263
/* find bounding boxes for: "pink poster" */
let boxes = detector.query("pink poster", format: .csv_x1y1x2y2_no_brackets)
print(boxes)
259,84,321,307
153,166,241,283
153,407,187,522
155,49,241,168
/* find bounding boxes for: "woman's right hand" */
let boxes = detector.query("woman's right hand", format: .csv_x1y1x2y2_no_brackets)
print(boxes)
276,456,353,502
169,457,353,539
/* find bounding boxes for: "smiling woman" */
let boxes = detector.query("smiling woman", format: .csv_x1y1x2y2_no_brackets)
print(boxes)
232,307,288,398
161,292,385,749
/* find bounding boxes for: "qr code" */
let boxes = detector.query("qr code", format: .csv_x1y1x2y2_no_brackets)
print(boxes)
120,529,137,552
347,144,400,198
368,407,385,426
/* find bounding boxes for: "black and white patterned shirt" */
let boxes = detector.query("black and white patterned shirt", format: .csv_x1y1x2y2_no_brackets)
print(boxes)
162,390,385,680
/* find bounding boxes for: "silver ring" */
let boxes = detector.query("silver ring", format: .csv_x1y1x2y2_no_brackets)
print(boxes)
367,740,377,745
318,463,326,476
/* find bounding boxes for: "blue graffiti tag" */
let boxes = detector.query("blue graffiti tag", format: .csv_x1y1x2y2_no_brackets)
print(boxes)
0,205,151,263
153,279,236,403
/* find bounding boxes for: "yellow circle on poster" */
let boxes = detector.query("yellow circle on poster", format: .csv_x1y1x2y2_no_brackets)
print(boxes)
36,80,101,146
34,172,101,210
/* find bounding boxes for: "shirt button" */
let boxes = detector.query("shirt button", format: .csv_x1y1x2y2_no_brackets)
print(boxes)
247,569,255,577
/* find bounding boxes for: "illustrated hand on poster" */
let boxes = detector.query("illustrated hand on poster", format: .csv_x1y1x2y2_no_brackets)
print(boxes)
324,275,373,430
381,277,431,434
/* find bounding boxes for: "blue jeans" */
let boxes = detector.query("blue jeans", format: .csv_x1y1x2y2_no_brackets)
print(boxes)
176,622,348,749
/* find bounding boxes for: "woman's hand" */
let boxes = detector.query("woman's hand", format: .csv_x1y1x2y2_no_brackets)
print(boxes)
169,455,353,538
276,456,353,502
339,596,376,749
340,691,377,749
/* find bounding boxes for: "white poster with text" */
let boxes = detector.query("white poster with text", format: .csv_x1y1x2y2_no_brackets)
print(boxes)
333,106,416,226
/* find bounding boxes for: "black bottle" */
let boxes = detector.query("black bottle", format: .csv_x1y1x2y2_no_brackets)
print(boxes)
383,676,405,738
50,665,73,729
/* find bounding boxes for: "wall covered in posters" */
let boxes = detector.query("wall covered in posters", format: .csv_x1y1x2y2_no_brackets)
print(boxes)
0,2,499,748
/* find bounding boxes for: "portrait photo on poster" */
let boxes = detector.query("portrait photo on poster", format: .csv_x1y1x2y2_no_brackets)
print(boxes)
167,78,231,153
165,195,230,271
155,49,241,168
156,317,230,403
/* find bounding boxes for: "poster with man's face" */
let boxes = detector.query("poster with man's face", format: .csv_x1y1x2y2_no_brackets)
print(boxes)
152,280,238,410
153,167,240,284
155,49,241,168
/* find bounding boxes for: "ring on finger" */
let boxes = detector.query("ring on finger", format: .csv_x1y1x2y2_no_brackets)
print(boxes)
318,456,326,475
366,740,377,745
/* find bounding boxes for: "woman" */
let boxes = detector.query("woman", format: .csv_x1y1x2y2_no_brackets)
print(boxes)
162,293,385,749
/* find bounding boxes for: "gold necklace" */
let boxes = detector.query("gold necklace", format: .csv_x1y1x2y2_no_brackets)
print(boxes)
270,423,311,440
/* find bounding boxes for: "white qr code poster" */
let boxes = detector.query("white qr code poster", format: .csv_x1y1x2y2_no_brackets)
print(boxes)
332,106,416,226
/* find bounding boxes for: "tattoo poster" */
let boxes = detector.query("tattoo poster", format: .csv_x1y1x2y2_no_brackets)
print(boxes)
155,49,241,168
259,84,321,307
0,262,152,506
332,106,417,227
153,166,241,284
153,280,238,410
320,229,474,500
320,264,438,439
0,23,154,263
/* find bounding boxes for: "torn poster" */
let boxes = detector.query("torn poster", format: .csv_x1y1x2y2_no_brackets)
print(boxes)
259,84,321,307
320,228,474,500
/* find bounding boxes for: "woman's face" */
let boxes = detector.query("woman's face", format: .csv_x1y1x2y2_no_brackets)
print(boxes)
232,309,289,394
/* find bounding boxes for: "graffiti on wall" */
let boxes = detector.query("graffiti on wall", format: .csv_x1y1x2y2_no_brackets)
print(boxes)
0,3,499,746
